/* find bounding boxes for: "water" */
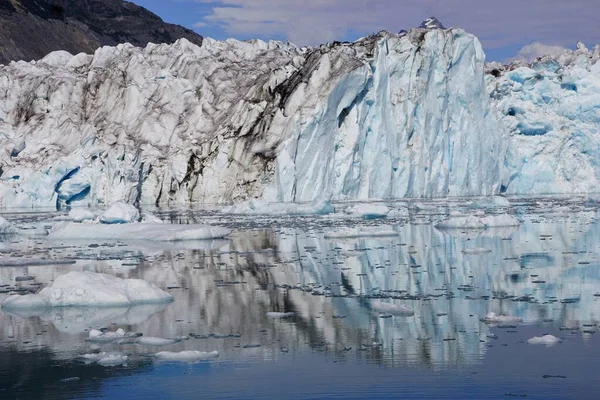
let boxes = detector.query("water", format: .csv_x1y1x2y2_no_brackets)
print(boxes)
1,197,600,399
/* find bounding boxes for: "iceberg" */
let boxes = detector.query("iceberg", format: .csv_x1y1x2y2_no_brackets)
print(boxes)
68,208,96,222
135,336,181,346
344,204,390,219
0,271,173,309
0,217,16,234
100,202,140,224
79,352,129,366
155,350,219,362
480,312,522,324
527,335,561,346
48,222,231,241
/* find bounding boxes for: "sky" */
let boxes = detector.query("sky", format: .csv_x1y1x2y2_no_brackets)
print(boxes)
131,0,600,62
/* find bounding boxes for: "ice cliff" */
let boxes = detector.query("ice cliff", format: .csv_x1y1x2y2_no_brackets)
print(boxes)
0,22,599,209
487,42,600,195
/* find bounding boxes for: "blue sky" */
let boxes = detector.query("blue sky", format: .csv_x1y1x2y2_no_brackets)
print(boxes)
131,0,600,62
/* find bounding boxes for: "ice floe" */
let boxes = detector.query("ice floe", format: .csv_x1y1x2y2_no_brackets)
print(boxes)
155,350,219,362
527,335,561,346
0,271,173,309
48,222,231,241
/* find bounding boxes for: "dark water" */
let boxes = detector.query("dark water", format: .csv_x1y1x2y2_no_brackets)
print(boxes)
1,197,600,399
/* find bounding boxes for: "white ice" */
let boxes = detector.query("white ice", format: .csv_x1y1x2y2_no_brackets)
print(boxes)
344,204,390,219
48,222,231,241
68,208,96,222
99,202,140,224
155,350,219,362
0,271,172,309
527,334,561,346
481,312,522,324
80,352,129,366
0,217,16,234
135,336,181,346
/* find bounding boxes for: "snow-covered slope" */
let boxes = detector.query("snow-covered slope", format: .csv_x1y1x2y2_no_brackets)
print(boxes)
1,22,599,209
487,42,600,195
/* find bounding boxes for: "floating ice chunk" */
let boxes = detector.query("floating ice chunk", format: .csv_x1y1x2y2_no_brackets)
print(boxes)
0,271,172,309
527,335,561,346
80,352,128,366
68,208,96,222
436,213,520,230
222,199,334,216
48,222,231,241
266,312,296,318
0,217,16,234
87,328,127,343
344,204,390,219
371,301,414,316
481,312,522,324
100,202,140,224
141,213,163,224
155,350,219,362
462,247,492,255
135,336,181,346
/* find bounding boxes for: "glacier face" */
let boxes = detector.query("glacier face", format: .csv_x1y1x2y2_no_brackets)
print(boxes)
487,43,600,195
274,29,506,202
0,26,599,209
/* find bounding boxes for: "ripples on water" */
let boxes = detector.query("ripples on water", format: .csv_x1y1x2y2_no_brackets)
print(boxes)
1,197,600,399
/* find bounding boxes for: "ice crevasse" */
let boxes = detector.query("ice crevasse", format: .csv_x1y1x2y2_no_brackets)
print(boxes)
0,25,599,208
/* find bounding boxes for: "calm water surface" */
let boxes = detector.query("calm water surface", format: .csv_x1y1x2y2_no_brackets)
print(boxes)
1,197,600,399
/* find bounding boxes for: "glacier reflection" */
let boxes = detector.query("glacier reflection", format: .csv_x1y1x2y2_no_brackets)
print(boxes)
1,203,599,370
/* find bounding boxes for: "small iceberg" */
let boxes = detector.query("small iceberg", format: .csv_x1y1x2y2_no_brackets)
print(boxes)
48,222,231,241
0,217,17,234
0,271,173,309
68,208,96,222
155,350,219,362
481,312,522,324
135,336,181,346
87,328,142,343
371,301,414,316
527,335,561,346
100,202,140,224
344,204,389,219
79,352,129,366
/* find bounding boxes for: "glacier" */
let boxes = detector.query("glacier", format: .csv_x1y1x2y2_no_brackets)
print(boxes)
487,42,600,195
0,23,599,209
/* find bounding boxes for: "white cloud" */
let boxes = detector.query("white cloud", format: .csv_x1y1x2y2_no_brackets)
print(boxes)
513,42,568,62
